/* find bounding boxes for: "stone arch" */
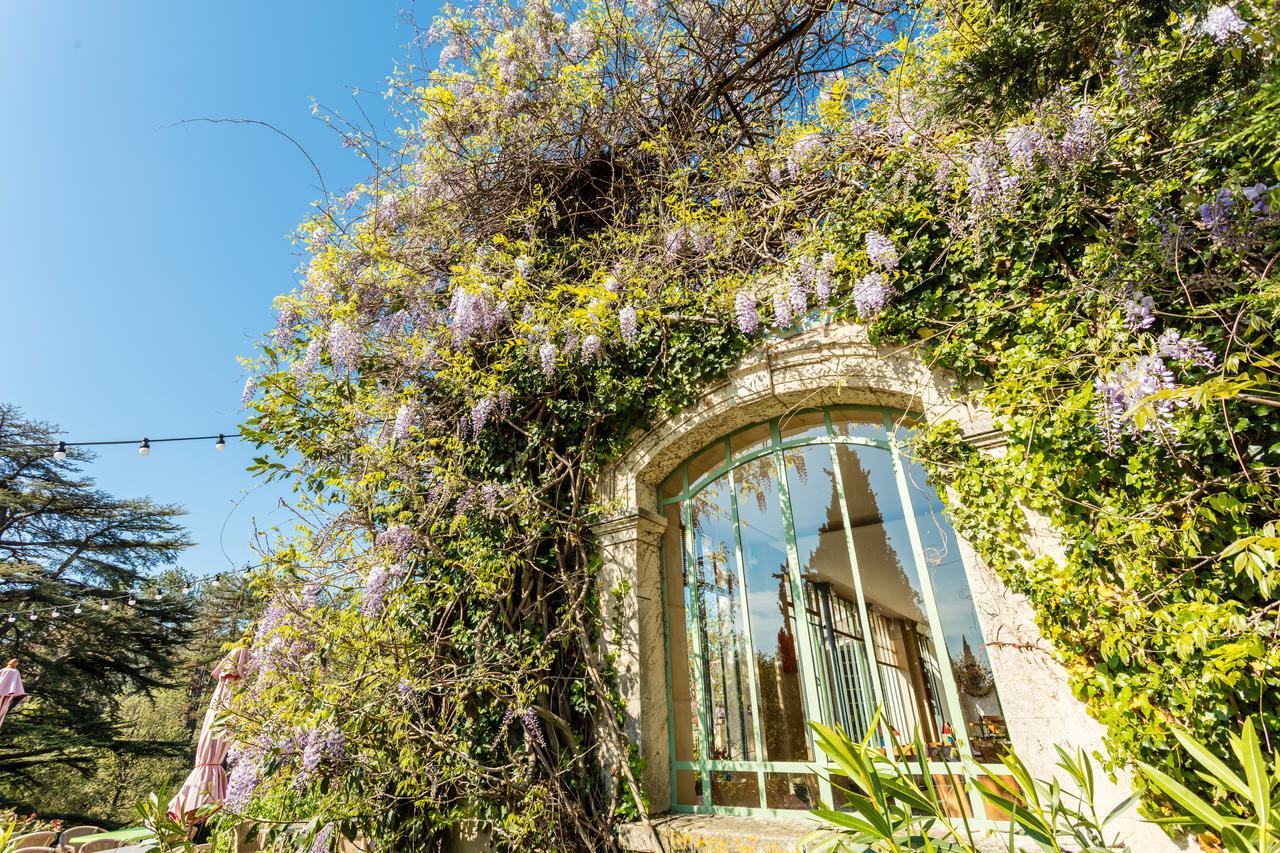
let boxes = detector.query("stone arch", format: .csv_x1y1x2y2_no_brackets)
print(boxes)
594,323,1179,851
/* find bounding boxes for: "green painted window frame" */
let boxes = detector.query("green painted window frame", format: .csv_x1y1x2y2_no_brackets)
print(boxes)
658,405,1010,822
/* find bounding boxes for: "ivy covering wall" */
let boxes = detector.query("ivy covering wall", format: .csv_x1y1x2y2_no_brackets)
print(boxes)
227,0,1278,849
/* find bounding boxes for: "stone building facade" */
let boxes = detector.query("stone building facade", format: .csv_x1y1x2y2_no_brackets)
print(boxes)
594,323,1184,852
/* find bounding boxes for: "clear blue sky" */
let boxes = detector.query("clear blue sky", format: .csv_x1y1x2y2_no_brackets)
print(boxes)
0,2,434,577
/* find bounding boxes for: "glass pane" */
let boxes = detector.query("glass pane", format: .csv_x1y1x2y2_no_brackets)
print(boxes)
830,407,887,442
675,769,703,807
834,444,951,746
711,771,761,808
730,422,772,460
734,454,811,762
763,771,820,809
778,409,827,443
977,774,1020,820
690,473,755,761
664,501,696,763
784,443,877,738
687,441,728,491
898,449,1010,758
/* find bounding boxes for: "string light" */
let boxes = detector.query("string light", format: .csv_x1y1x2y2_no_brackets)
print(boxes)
54,441,68,461
138,438,151,457
0,564,263,624
215,434,227,451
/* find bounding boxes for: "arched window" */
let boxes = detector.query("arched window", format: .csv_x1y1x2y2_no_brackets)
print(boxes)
659,407,1010,815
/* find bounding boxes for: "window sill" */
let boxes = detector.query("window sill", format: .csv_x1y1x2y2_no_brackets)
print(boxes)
617,812,818,852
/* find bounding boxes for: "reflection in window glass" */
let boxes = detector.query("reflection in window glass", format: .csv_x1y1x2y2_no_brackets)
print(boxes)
778,409,827,443
834,444,950,746
830,408,888,443
783,444,877,737
735,455,811,762
690,474,755,761
663,501,696,762
900,452,1010,761
764,772,820,809
730,422,772,460
711,771,760,808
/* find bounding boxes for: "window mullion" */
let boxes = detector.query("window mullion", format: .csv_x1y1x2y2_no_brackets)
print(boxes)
726,453,767,807
681,498,713,806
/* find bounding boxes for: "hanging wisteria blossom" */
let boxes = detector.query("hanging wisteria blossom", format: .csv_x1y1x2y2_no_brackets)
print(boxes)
772,286,793,327
376,525,413,557
619,305,638,345
1197,4,1247,42
362,565,389,617
864,231,899,270
327,321,361,373
853,272,891,319
1122,288,1156,331
539,342,558,378
241,376,258,408
581,333,602,361
392,404,415,440
734,290,759,334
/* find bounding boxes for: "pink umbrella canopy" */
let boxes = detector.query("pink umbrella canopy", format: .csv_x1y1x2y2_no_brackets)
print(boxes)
167,647,247,822
0,660,26,731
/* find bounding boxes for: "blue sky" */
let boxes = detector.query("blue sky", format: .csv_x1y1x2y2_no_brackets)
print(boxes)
0,2,433,577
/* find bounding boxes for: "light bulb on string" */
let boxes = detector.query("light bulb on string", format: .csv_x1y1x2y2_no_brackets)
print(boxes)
28,613,37,621
139,438,151,457
74,604,82,614
51,610,59,619
6,615,13,624
54,441,68,461
128,596,137,606
101,601,109,611
215,434,227,451
182,586,191,595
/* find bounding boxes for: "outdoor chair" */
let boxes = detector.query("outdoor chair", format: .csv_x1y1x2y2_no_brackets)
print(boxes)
75,842,120,852
58,826,104,850
10,831,59,848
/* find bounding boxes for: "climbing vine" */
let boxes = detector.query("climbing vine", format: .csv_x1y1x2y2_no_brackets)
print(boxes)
222,0,1278,848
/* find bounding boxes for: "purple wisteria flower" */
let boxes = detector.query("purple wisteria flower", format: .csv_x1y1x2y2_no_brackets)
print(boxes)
581,333,602,362
310,824,334,853
377,193,400,224
1199,187,1236,243
1113,49,1139,99
480,482,507,515
786,273,808,315
1094,354,1180,452
1242,182,1274,214
786,132,825,178
1157,329,1217,369
539,342,558,378
520,708,547,748
308,227,327,251
603,274,620,293
619,305,638,345
1121,288,1156,331
514,255,532,277
292,338,322,378
392,404,414,441
450,288,489,348
224,754,261,812
815,253,835,308
734,290,759,334
327,321,361,373
853,272,892,319
1197,5,1247,43
1060,105,1104,166
772,285,793,328
362,565,389,617
663,226,685,259
865,231,899,270
377,525,413,557
471,396,496,434
567,20,595,54
1004,124,1047,169
241,376,258,408
966,141,1019,221
273,304,298,349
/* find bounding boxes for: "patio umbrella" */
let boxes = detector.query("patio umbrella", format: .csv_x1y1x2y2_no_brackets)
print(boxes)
166,647,247,822
0,659,26,732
